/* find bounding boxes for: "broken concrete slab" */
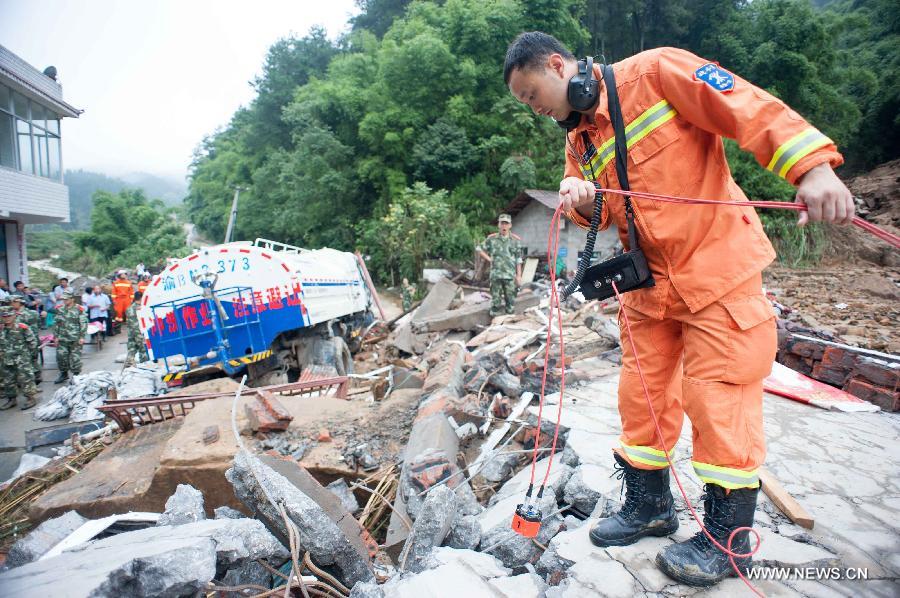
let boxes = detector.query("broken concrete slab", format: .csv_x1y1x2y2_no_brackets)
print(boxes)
157,484,206,526
444,514,481,550
398,485,458,573
327,478,361,514
413,277,460,322
30,419,184,522
489,455,573,505
478,451,521,485
564,463,623,518
214,506,245,520
426,546,510,578
480,486,563,569
350,580,385,598
0,518,287,598
547,552,640,598
415,291,541,333
221,559,272,591
489,572,549,598
753,526,840,569
420,343,467,398
389,277,459,355
226,451,375,587
382,560,499,598
6,510,88,568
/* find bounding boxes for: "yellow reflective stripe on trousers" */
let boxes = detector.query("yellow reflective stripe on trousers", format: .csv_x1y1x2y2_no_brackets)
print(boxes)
692,461,760,489
620,441,672,468
580,99,678,179
766,128,833,179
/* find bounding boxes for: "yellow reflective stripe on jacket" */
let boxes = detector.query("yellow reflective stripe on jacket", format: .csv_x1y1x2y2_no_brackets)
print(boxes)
766,128,832,179
620,441,672,468
580,99,678,180
692,461,760,489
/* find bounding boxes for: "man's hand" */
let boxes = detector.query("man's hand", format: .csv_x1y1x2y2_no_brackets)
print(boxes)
559,177,596,212
795,163,855,226
78,339,84,345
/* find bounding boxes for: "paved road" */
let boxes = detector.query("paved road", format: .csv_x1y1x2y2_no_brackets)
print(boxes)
0,330,127,481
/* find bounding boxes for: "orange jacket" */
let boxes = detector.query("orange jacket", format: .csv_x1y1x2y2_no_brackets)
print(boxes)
137,280,150,294
112,280,134,314
564,47,842,316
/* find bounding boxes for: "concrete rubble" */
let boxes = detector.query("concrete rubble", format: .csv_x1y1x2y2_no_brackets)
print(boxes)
226,451,376,587
156,483,206,526
4,275,898,597
0,518,288,597
6,510,88,567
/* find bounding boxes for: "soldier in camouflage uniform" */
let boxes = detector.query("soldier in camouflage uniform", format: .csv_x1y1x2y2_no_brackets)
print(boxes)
53,291,87,384
0,306,39,410
10,295,41,383
125,291,149,366
401,278,416,312
476,213,523,316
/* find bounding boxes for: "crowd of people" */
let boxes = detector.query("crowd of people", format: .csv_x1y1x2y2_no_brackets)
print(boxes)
0,268,151,411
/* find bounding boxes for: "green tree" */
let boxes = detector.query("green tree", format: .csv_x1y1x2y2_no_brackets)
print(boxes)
63,188,188,275
358,182,472,283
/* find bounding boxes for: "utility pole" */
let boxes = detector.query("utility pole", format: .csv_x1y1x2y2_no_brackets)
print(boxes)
224,186,242,244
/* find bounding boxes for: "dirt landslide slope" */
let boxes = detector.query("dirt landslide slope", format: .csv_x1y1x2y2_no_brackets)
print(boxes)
763,159,900,353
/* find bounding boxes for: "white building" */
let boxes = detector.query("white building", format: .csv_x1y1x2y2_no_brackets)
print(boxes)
504,189,619,274
0,44,81,286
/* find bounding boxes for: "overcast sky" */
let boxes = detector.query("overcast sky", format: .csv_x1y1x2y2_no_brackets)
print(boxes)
0,0,359,182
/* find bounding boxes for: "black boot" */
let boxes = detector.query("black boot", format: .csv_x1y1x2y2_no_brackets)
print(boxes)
589,453,678,547
656,484,758,586
53,372,68,384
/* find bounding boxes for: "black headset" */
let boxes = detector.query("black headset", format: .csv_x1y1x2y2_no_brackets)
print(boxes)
557,56,601,130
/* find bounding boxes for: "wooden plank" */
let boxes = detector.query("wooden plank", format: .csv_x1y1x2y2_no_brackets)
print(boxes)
759,466,814,530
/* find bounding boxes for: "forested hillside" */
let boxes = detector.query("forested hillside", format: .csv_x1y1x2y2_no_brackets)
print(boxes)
185,0,898,282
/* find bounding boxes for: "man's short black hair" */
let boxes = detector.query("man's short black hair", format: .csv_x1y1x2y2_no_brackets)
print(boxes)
504,31,575,84
13,281,23,288
59,277,68,283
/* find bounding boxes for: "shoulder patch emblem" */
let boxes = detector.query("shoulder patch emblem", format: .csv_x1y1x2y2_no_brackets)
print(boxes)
694,63,734,93
487,233,498,238
510,233,522,240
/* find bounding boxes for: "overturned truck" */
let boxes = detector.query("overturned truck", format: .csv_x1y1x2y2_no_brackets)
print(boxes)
138,238,377,387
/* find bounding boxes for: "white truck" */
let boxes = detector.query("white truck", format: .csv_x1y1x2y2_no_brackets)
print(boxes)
137,238,377,386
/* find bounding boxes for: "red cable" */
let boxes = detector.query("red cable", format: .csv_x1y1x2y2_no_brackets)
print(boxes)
526,207,566,491
614,281,763,597
594,188,900,249
525,189,894,593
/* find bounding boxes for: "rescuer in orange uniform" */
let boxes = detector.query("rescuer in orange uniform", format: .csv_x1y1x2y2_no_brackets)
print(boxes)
112,271,135,327
505,32,853,586
137,273,151,295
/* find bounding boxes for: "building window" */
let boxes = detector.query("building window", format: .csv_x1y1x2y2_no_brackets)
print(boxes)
0,82,62,181
16,119,33,174
0,112,14,169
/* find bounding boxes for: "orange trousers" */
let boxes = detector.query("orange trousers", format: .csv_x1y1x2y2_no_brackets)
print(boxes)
614,273,776,489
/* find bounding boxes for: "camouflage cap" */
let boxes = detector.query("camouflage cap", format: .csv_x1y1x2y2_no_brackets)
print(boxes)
498,213,512,223
8,294,23,303
61,290,75,299
0,306,14,317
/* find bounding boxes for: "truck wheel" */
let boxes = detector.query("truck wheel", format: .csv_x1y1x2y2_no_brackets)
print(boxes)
332,336,354,377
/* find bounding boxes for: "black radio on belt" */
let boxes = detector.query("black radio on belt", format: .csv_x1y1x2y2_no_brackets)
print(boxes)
561,64,655,302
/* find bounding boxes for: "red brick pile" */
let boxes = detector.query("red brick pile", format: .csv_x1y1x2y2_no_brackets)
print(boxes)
778,332,899,411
